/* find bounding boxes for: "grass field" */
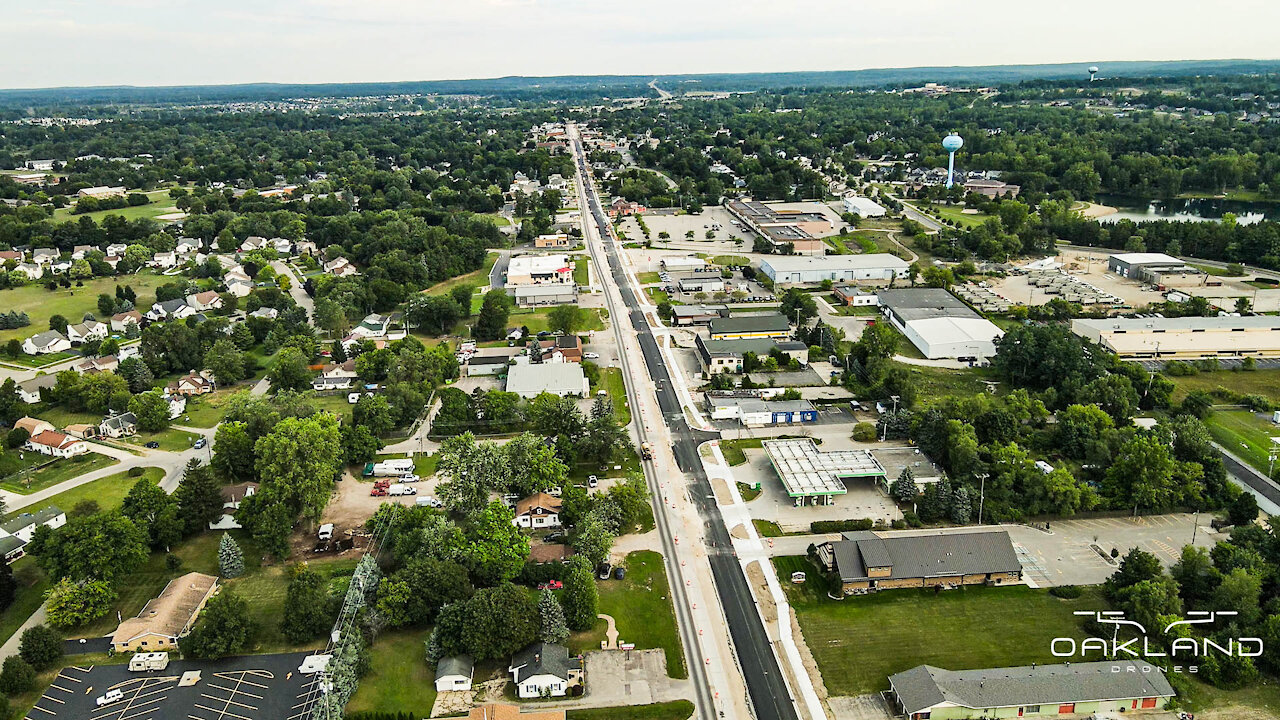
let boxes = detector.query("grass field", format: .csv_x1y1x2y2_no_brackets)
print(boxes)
180,388,247,427
736,482,761,501
718,438,763,466
509,306,606,334
900,362,1001,404
710,255,750,267
637,271,661,284
567,701,695,720
124,427,201,452
753,519,784,537
0,453,117,494
51,189,181,222
1205,410,1279,477
0,272,171,345
776,556,1100,695
4,467,162,520
0,352,77,369
591,367,632,426
926,203,993,229
574,256,590,286
1169,368,1280,403
570,551,686,679
0,558,54,649
346,627,436,716
423,252,499,297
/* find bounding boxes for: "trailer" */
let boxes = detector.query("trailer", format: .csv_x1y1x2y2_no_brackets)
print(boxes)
129,652,170,672
365,458,415,477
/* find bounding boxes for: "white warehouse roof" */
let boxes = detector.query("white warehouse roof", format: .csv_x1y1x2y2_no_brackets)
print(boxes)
762,254,910,274
1108,252,1182,266
508,254,572,275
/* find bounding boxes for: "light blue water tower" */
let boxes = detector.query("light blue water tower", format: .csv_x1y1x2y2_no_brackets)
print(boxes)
942,133,964,189
1089,66,1099,82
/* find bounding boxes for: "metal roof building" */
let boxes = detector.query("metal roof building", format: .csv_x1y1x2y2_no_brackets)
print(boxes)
762,438,884,503
760,254,910,285
877,288,1003,361
504,362,588,399
1072,315,1280,359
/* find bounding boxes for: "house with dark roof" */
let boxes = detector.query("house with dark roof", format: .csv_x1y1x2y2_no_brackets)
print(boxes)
508,643,584,699
888,660,1174,719
820,530,1022,594
100,411,139,438
708,313,791,340
16,374,57,404
435,655,474,692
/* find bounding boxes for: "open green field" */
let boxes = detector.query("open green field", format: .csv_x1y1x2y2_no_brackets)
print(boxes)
776,557,1100,695
710,255,750,267
1169,368,1280,403
423,251,499,297
0,558,54,649
124,427,201,452
0,452,117,494
4,467,161,521
51,189,182,222
346,627,436,716
509,306,606,334
571,551,686,678
1205,410,1279,477
567,701,695,720
899,362,1000,403
590,366,632,426
637,271,661,284
925,203,994,229
180,388,247,427
0,271,171,345
718,438,763,466
574,256,590,286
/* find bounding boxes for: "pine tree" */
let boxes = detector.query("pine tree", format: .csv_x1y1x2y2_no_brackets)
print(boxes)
561,557,598,632
950,485,973,525
889,467,918,503
218,533,245,578
537,589,569,644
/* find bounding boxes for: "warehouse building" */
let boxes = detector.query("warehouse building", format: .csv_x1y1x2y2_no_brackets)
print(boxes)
660,256,706,272
505,363,588,398
505,254,574,286
676,274,725,293
695,335,807,373
514,284,577,307
760,254,910,285
725,199,829,256
708,313,791,340
821,529,1023,595
1106,252,1191,281
877,288,1003,361
1071,315,1280,359
705,396,817,426
671,304,728,326
842,196,887,217
889,660,1174,720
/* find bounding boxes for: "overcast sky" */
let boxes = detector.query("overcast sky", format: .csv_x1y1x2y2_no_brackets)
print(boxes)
2,0,1276,89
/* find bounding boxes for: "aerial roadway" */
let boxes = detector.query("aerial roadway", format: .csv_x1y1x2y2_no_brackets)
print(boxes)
567,124,802,720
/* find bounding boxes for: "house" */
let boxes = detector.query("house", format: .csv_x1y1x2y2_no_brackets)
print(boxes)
249,307,279,320
0,537,26,564
71,245,95,260
175,238,201,256
534,233,572,249
708,313,791,341
435,655,475,693
295,240,318,256
118,344,140,360
532,335,583,363
271,238,293,255
609,197,645,218
13,263,44,280
512,493,563,529
99,412,139,438
504,362,588,399
75,355,119,374
111,311,143,332
324,257,358,277
146,299,194,322
25,160,57,172
820,529,1022,595
25,430,89,458
210,482,258,530
64,423,98,440
888,660,1175,720
22,331,70,355
185,290,223,313
834,286,879,307
106,243,128,256
149,251,177,269
0,250,21,263
467,704,564,720
31,248,59,265
350,313,402,340
16,375,57,403
239,236,270,252
165,393,187,419
14,417,55,438
0,506,67,543
110,572,219,652
66,320,108,345
508,643,584,699
225,277,254,298
167,370,215,396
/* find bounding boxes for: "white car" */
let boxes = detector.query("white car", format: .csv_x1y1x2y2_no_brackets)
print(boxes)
96,689,124,707
584,352,600,359
588,475,599,488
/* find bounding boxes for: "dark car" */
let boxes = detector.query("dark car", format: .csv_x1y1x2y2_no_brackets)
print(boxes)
596,562,612,580
614,567,626,580
144,441,160,449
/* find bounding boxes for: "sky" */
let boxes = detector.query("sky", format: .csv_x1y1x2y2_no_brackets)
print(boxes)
2,0,1278,89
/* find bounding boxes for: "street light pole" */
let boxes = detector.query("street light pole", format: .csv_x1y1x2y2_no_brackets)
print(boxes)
977,473,987,525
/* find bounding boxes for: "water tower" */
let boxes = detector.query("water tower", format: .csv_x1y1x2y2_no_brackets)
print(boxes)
942,133,964,189
1089,66,1099,82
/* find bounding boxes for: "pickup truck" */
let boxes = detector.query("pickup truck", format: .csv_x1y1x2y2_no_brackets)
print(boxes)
370,487,388,497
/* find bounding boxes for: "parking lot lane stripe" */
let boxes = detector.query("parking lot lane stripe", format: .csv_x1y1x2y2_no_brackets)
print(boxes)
50,684,73,694
30,707,56,715
193,704,254,720
41,696,64,705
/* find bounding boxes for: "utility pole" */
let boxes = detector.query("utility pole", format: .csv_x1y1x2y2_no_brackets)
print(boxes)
977,473,987,525
1191,509,1199,546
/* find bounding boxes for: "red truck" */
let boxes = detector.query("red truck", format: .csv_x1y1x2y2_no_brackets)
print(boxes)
370,487,388,497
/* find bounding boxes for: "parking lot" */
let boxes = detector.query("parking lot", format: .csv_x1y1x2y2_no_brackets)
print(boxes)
29,652,320,720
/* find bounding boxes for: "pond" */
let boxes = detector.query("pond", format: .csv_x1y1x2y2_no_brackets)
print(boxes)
1096,195,1280,225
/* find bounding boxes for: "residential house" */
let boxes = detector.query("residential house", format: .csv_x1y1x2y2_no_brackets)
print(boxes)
435,655,475,693
13,263,43,280
16,375,57,403
0,250,22,263
294,240,318,256
532,335,583,363
106,243,128,256
66,320,108,345
225,276,254,298
888,660,1174,720
149,251,177,269
167,370,215,397
165,393,187,419
185,290,223,313
110,572,219,652
25,430,89,458
111,310,143,332
0,506,66,544
71,245,95,260
145,299,194,322
175,238,201,257
324,257,358,277
118,344,140,361
512,493,562,529
99,412,139,438
312,360,357,391
64,423,98,440
508,643,584,699
465,355,510,377
75,355,119,374
467,704,564,720
31,248,58,265
249,307,279,320
22,331,70,355
13,417,55,438
271,238,293,255
210,482,258,530
239,236,269,252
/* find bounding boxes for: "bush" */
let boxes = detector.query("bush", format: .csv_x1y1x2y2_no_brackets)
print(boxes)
1049,585,1084,599
810,519,874,534
128,467,145,477
851,422,877,442
902,511,922,527
18,625,63,670
0,656,35,695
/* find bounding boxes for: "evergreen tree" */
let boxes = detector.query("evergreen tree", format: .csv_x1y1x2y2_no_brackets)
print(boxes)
218,533,245,578
950,485,973,525
0,561,15,613
561,557,598,631
537,589,569,644
889,467,918,503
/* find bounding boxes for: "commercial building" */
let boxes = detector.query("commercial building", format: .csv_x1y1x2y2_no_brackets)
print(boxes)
822,529,1022,594
725,199,829,255
534,233,572,249
962,178,1021,198
760,254,910,285
762,438,885,504
505,254,574,286
705,396,817,426
1106,252,1191,280
514,284,577,307
842,196,887,217
671,304,728,326
888,660,1175,720
465,355,511,376
695,335,807,374
676,274,725,293
1071,316,1280,359
708,313,791,340
877,289,1002,361
660,256,707,272
833,286,879,306
111,572,219,652
505,362,588,398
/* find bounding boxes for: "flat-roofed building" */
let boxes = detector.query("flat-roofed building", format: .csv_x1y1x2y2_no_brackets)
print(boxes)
1106,252,1190,280
534,233,572,249
676,274,724,293
705,397,816,426
505,362,587,399
834,286,879,306
671,304,728,326
762,438,885,505
877,289,1003,361
842,196,887,217
1071,315,1280,359
695,335,806,373
660,256,707,272
725,199,830,256
761,254,910,285
708,313,791,340
513,284,577,308
506,254,574,286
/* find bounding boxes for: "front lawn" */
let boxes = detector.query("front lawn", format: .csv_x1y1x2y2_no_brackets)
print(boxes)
4,466,162,519
574,256,590,286
1205,410,1279,477
636,271,661,284
345,627,436,716
590,366,632,426
776,556,1100,696
0,453,117,494
0,271,171,345
718,438,762,466
570,550,686,679
124,427,201,452
0,559,53,648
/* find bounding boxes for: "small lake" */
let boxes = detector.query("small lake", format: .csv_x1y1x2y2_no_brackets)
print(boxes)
1096,195,1280,225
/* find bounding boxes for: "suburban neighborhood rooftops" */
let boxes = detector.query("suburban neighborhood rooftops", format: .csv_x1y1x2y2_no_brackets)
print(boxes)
762,438,883,497
833,529,1022,583
0,506,64,535
17,375,57,393
890,660,1176,716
